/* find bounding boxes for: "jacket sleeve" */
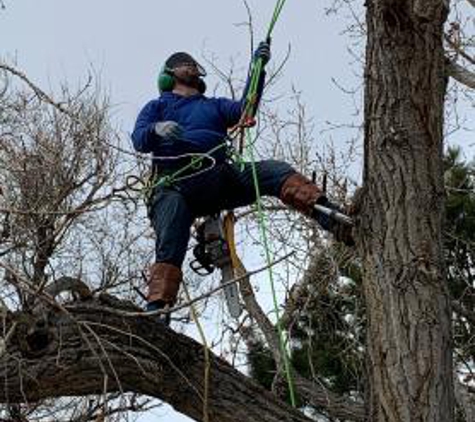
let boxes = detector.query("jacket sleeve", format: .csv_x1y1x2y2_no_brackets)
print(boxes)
217,69,267,128
216,97,244,128
131,100,161,153
241,68,266,117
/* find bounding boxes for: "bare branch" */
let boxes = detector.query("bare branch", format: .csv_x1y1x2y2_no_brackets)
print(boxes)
238,258,364,421
452,300,475,327
447,60,475,89
0,62,72,115
454,375,475,421
445,34,475,66
105,252,295,319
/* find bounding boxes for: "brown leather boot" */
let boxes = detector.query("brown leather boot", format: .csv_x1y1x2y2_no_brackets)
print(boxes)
279,173,325,216
147,262,182,306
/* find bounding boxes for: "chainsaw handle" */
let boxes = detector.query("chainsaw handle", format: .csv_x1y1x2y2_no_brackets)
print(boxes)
189,259,214,276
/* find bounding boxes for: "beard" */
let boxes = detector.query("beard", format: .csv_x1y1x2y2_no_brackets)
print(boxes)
175,74,206,93
178,74,202,89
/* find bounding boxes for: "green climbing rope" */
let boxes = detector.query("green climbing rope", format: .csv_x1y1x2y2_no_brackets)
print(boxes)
246,132,297,406
242,0,297,407
266,0,288,40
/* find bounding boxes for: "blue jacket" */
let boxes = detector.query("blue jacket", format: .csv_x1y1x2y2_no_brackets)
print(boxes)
131,92,243,166
132,67,266,168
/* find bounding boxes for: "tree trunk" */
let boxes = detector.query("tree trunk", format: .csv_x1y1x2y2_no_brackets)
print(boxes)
361,1,454,421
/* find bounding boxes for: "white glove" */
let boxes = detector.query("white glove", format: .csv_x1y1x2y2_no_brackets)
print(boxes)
154,121,183,141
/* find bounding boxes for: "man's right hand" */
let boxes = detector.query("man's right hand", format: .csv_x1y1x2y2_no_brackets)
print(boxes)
154,121,183,141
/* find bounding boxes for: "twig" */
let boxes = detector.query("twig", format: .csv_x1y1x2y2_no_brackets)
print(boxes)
81,321,203,400
182,281,210,422
109,251,295,318
240,0,255,54
0,62,147,160
0,261,68,314
452,300,475,327
0,185,131,217
0,62,72,115
445,35,475,66
79,321,124,395
0,322,17,358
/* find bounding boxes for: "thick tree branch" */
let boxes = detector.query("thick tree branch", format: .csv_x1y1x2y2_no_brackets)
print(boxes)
0,296,314,422
447,60,475,89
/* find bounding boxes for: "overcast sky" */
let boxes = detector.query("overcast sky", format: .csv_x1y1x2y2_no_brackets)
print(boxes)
1,1,473,421
1,0,363,155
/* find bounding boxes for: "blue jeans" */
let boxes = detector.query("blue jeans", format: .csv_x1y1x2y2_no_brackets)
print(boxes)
149,160,295,267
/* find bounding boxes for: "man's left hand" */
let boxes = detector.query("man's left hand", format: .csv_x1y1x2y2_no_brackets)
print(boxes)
254,41,271,66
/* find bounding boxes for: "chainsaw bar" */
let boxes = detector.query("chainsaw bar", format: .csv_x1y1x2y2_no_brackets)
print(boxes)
190,215,243,318
220,263,242,318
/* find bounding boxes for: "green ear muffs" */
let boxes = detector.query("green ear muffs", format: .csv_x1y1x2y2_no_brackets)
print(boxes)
157,65,207,94
157,66,175,93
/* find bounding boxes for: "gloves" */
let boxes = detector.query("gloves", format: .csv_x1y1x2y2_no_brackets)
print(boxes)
254,41,271,66
154,121,183,141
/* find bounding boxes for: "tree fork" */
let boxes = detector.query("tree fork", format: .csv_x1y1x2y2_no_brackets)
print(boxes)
361,1,453,421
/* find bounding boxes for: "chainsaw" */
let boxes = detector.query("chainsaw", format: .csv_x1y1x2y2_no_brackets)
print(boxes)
190,213,243,318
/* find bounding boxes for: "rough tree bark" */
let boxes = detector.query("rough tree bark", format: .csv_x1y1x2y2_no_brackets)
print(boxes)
360,0,454,421
0,275,367,422
0,295,314,422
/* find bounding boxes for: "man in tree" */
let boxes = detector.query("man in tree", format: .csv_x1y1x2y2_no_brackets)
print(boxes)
131,43,353,318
